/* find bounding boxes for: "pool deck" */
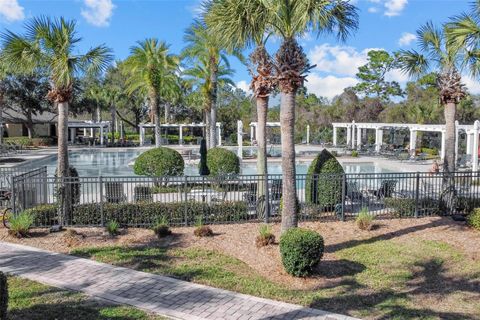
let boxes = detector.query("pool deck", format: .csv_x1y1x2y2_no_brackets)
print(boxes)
1,144,434,173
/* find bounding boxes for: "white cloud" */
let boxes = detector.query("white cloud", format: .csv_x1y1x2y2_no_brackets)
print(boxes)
81,0,115,27
385,68,409,83
398,32,416,46
0,0,24,22
305,74,358,100
236,80,252,95
384,0,408,17
463,75,480,95
368,7,379,13
308,44,380,76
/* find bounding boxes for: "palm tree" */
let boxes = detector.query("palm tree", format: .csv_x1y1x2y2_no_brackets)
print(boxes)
0,56,7,145
183,19,242,149
1,17,111,222
123,39,179,147
205,0,276,218
398,22,466,175
267,0,358,232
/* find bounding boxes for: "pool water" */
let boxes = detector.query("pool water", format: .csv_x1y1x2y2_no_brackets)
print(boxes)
35,149,394,177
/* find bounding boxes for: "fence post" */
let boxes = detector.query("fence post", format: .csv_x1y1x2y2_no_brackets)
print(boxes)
184,176,188,226
11,177,16,214
99,176,104,227
341,173,346,221
414,172,420,218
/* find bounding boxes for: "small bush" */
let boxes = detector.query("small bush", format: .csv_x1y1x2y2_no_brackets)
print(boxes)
384,198,416,217
153,216,171,238
279,228,324,277
0,272,7,320
351,150,359,157
468,208,480,231
193,216,213,237
105,220,119,236
356,208,375,230
256,224,275,247
134,147,184,176
8,212,34,238
206,147,240,176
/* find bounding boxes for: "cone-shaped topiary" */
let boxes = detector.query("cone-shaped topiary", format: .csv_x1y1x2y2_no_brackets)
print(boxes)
0,271,7,320
305,149,344,208
198,139,210,176
134,147,184,176
206,147,240,176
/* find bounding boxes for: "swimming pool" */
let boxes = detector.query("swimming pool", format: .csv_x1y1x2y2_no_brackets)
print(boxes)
34,149,394,176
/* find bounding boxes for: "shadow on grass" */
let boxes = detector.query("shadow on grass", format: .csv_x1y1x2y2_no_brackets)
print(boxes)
314,259,366,279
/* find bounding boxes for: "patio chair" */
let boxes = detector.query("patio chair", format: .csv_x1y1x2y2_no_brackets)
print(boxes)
346,181,368,203
104,182,127,203
243,183,257,209
134,185,153,203
370,180,397,199
270,179,283,201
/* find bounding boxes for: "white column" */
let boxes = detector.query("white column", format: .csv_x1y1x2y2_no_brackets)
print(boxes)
250,125,255,144
70,128,76,143
346,126,351,146
356,127,362,149
455,121,459,162
473,121,479,172
409,130,417,152
237,120,243,159
375,129,383,152
306,125,310,144
218,125,222,146
467,132,473,155
332,126,337,146
83,128,87,136
179,125,183,145
100,126,104,145
139,126,145,146
351,125,356,149
90,128,93,138
440,131,446,161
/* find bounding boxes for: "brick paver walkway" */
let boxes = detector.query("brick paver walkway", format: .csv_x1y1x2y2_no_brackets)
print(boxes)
0,242,358,320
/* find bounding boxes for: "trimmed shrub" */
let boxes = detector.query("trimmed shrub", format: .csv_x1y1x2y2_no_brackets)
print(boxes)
356,208,375,230
305,149,344,208
28,201,248,227
194,216,213,237
468,208,480,230
105,220,119,236
8,211,34,238
0,272,7,320
279,228,324,277
206,147,240,176
153,216,171,238
351,150,359,157
134,147,184,176
384,197,415,217
256,224,275,248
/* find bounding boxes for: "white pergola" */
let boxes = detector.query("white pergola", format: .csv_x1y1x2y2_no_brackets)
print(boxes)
138,122,222,146
249,122,311,144
68,121,110,145
332,120,480,171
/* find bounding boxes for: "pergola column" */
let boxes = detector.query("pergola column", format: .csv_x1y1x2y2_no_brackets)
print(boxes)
217,124,222,146
356,127,362,149
473,120,479,172
139,126,145,146
375,128,383,152
179,125,183,145
250,125,255,144
306,125,310,144
90,128,94,138
332,126,337,146
70,128,76,143
441,131,446,161
409,130,417,153
455,121,459,162
100,126,104,145
351,125,356,149
467,132,473,155
237,120,243,159
346,126,351,146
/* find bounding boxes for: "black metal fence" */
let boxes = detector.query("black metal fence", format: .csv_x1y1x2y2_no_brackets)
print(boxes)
6,167,480,227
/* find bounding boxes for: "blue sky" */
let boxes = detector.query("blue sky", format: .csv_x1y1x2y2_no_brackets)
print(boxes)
0,0,476,99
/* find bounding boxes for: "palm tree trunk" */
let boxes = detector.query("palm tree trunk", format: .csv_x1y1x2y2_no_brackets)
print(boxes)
164,102,170,123
205,109,211,149
444,102,456,173
209,63,218,148
150,92,161,147
257,96,269,219
110,104,116,144
210,106,217,147
57,101,71,225
280,92,298,233
0,92,4,145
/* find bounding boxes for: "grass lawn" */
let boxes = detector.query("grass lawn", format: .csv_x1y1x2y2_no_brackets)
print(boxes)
6,276,167,320
73,236,480,320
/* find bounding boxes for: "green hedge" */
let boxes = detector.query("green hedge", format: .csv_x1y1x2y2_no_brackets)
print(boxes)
305,149,344,208
4,137,54,147
206,147,240,176
25,201,248,227
279,228,324,277
468,208,480,230
134,147,184,176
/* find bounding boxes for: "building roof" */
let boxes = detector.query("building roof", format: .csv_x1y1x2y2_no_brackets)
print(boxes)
2,107,57,124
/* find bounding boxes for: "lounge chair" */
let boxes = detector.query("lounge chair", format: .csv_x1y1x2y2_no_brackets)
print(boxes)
134,185,153,203
243,183,258,210
104,182,127,203
346,181,368,203
370,180,397,199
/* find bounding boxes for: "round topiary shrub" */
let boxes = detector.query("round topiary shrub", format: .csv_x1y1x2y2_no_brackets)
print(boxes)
468,208,480,231
134,147,184,176
206,147,240,176
279,228,324,277
305,149,344,208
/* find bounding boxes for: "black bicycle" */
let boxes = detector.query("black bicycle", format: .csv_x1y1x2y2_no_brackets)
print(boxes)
0,190,12,229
